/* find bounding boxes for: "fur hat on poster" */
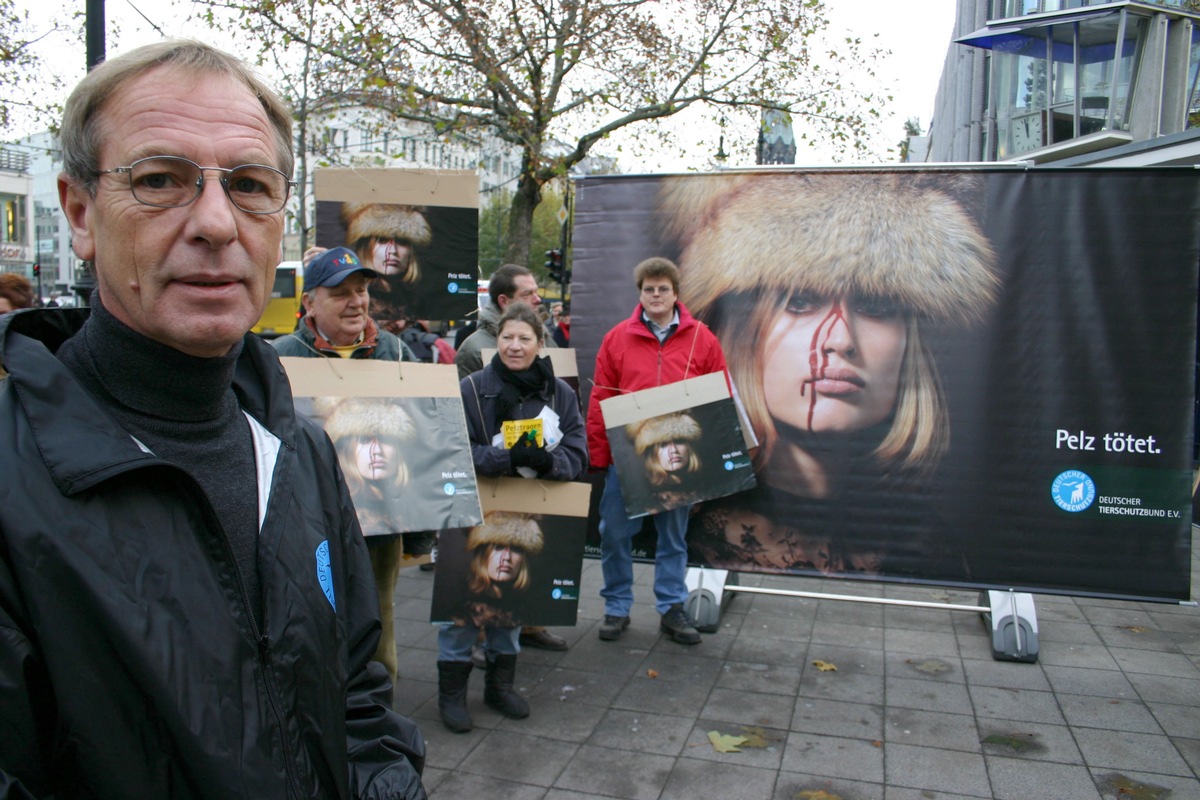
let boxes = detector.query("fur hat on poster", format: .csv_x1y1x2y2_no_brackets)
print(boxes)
628,412,703,485
314,397,415,493
341,202,430,285
627,413,702,456
661,172,998,327
465,511,543,596
466,511,545,556
341,203,432,247
658,172,1000,474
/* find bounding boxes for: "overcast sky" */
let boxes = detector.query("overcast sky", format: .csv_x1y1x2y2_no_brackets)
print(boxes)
18,0,960,165
827,0,958,137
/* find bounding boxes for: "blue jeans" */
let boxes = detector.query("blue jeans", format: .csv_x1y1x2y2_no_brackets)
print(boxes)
437,623,520,663
598,466,690,616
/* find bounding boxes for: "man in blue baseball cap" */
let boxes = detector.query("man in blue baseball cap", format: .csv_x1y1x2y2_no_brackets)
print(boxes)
273,246,414,360
273,245,419,684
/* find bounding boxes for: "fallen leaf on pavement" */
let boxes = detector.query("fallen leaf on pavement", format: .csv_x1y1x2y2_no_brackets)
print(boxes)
738,726,778,748
982,733,1037,752
812,660,837,672
796,790,844,800
907,659,950,675
646,669,659,679
1098,772,1171,800
707,730,748,753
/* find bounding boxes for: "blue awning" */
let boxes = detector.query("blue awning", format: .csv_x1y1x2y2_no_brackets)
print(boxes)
956,8,1121,51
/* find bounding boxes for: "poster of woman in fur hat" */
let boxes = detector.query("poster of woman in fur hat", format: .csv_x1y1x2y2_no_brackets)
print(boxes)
314,168,479,323
607,401,756,519
298,395,482,535
571,168,1199,601
431,510,586,628
652,172,999,578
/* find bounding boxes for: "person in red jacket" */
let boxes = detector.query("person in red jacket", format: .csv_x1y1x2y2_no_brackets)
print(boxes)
586,257,729,645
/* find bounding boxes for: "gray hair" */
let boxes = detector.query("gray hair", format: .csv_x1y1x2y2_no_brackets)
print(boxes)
60,40,293,192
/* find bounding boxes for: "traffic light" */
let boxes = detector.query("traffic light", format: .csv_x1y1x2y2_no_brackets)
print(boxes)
32,263,40,277
544,249,566,285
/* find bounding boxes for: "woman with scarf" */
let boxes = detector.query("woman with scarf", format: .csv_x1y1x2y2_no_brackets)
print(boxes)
436,302,587,733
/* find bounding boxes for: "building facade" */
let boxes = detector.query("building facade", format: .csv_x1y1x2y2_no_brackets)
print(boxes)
927,0,1200,165
0,146,35,292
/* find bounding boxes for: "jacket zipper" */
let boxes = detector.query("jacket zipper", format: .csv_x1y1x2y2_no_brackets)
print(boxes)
176,465,306,800
257,633,303,800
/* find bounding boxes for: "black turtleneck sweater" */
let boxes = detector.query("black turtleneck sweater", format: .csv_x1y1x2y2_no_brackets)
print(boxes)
56,298,263,623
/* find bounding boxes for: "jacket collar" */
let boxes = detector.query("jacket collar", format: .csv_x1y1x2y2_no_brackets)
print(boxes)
478,302,503,335
624,300,697,337
301,315,382,356
0,308,297,496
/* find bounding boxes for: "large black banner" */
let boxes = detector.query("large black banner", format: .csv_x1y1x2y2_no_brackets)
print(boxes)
571,168,1197,602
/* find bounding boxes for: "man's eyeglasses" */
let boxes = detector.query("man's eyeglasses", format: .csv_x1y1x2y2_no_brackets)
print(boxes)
641,286,674,295
96,155,294,215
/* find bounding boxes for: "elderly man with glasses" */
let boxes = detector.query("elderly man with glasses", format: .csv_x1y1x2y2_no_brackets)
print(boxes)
586,257,729,646
0,41,426,798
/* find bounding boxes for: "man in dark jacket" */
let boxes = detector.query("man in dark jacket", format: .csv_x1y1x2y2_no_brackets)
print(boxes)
587,257,729,646
454,263,556,380
0,41,426,798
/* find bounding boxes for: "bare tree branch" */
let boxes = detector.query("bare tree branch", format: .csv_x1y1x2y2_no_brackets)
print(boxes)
194,0,885,264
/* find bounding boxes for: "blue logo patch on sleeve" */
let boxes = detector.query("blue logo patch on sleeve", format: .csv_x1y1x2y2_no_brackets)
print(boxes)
315,540,336,610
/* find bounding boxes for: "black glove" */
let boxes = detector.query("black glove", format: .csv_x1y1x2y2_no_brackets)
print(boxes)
509,438,554,474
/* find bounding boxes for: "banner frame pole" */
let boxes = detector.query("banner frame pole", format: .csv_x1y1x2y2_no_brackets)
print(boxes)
683,568,1041,663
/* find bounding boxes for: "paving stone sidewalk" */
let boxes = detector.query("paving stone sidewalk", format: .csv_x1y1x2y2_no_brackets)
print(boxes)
391,534,1200,799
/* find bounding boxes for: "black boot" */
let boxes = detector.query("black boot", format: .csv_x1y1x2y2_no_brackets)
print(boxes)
437,660,474,733
483,653,529,719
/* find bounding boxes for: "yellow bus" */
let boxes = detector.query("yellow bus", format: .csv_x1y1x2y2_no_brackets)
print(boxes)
253,261,303,338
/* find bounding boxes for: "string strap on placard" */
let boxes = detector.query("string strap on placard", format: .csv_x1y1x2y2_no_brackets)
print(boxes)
318,353,345,381
589,380,639,406
682,324,702,383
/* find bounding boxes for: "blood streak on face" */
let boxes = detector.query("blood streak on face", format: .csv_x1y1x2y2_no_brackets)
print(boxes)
802,300,847,431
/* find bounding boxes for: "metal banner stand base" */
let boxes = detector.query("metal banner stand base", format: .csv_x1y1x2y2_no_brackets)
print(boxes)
684,567,1040,663
981,589,1040,663
684,567,738,633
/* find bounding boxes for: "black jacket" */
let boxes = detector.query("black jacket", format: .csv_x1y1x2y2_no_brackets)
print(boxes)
0,309,426,799
460,360,588,481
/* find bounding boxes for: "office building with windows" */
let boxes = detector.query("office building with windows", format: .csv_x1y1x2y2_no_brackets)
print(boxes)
0,147,34,287
927,0,1200,165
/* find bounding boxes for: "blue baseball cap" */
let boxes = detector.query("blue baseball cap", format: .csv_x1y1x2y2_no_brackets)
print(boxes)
303,247,379,292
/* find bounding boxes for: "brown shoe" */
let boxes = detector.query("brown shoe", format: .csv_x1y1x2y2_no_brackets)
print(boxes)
518,627,568,651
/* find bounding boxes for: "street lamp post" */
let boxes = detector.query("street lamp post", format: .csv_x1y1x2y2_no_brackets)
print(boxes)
87,0,105,70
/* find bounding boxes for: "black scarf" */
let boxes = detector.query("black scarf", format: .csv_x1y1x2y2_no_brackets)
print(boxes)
490,352,554,425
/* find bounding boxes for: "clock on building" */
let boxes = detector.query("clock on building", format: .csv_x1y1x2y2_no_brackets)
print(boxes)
1011,113,1043,153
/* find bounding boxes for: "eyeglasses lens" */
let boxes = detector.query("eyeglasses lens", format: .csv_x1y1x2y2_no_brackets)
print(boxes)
128,157,289,213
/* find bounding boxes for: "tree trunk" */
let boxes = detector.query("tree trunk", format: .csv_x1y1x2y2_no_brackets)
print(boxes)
296,110,310,256
503,164,541,267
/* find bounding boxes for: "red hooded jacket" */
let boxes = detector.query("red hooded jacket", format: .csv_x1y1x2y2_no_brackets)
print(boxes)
586,302,729,468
